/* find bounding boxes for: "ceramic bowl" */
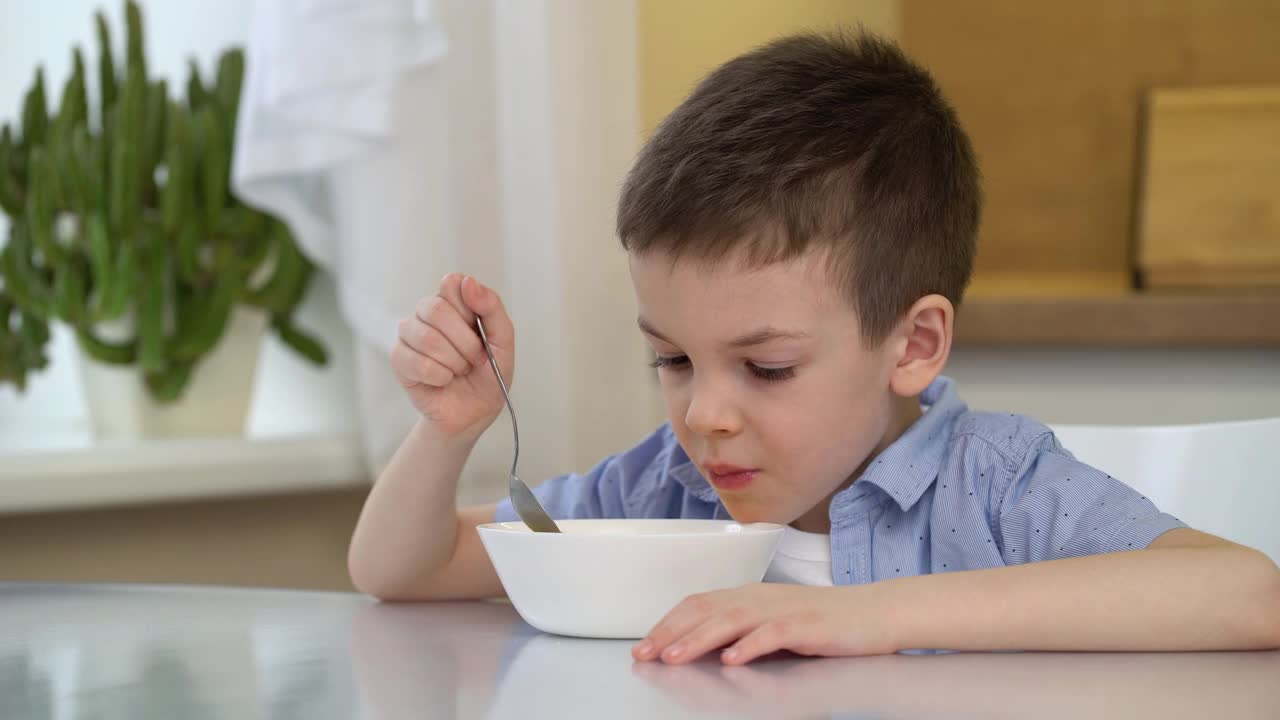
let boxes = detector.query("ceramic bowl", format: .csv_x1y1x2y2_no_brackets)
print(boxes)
477,519,784,639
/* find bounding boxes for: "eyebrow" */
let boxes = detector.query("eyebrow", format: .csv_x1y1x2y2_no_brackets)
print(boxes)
636,317,811,348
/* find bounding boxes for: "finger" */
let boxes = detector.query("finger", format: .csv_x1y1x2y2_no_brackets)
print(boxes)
436,272,475,325
461,275,514,351
391,338,455,388
658,606,758,665
633,592,722,662
720,620,797,666
414,296,484,368
398,314,471,376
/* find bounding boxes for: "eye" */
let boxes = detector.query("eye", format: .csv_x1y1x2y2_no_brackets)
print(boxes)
649,354,691,371
748,363,796,383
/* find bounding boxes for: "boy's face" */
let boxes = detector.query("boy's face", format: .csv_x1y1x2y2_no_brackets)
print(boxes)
630,248,908,530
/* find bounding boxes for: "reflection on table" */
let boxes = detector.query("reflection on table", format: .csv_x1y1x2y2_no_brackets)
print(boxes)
2,583,1278,719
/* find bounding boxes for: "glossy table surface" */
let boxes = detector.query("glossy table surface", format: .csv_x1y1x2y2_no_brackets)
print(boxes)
2,582,1277,719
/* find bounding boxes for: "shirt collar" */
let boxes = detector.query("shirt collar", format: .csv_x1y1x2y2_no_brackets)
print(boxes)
833,375,966,515
668,375,966,513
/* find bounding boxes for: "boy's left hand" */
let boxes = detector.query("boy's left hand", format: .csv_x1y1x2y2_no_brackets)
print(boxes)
632,583,899,665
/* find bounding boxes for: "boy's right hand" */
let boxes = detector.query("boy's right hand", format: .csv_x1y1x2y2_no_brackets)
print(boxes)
392,273,514,440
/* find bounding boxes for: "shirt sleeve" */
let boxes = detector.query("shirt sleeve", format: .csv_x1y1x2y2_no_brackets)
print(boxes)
994,433,1188,564
493,424,678,523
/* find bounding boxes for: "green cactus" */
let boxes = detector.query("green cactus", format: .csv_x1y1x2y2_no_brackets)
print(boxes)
0,0,327,402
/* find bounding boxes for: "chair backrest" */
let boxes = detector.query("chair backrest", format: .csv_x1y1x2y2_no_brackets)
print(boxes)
1051,417,1279,565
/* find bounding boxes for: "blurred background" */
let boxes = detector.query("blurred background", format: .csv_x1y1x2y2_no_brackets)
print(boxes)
1,0,1276,591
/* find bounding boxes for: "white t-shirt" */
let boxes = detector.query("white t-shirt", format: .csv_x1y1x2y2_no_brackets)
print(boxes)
762,526,834,586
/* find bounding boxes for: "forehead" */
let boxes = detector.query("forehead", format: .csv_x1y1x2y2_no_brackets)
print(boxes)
628,248,848,331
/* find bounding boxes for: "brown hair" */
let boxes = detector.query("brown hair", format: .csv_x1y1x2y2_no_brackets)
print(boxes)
617,29,980,344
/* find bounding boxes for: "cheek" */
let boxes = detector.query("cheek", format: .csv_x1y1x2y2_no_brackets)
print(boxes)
660,379,701,459
658,377,689,424
772,370,889,471
822,394,891,470
777,375,862,438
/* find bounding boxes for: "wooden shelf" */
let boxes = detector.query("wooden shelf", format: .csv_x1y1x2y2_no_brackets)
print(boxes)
966,270,1132,299
955,293,1280,346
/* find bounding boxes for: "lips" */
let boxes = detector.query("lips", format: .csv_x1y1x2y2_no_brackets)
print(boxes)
703,463,758,491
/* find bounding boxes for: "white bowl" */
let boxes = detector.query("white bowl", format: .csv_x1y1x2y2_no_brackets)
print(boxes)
477,519,785,639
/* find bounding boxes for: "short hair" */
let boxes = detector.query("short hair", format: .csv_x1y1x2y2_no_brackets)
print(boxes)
617,29,981,344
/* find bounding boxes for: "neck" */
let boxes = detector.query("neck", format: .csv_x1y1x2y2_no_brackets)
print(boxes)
790,393,923,533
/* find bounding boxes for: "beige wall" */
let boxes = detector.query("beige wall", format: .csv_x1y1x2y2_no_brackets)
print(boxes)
0,489,367,591
639,0,900,132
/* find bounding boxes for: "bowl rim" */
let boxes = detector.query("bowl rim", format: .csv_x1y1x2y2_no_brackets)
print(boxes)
476,518,786,539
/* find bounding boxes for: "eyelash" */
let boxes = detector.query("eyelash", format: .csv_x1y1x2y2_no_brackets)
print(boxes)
648,355,797,383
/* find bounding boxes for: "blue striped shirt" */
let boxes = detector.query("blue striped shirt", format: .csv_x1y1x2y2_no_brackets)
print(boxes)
495,376,1187,584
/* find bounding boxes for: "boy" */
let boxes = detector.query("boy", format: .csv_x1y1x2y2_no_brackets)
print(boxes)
348,30,1280,665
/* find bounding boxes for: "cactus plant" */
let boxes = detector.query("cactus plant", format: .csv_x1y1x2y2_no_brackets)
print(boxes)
0,0,326,402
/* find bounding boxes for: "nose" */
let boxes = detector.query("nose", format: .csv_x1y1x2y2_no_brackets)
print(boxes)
684,376,742,437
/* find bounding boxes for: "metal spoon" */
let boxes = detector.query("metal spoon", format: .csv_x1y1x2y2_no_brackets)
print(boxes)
475,317,561,533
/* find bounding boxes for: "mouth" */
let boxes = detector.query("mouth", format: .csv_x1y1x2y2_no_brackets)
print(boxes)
703,463,758,491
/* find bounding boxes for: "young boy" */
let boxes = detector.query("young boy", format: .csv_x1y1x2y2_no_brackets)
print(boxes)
348,30,1280,665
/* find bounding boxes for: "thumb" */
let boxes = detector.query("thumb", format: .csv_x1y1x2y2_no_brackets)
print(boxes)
462,276,514,349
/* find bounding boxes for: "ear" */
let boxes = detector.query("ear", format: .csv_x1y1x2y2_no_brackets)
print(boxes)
887,294,953,398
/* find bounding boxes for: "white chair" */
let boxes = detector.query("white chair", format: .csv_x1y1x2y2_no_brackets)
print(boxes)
1051,417,1280,565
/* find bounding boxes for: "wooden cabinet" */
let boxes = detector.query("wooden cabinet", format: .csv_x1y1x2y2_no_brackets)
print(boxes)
1138,85,1280,290
901,0,1280,345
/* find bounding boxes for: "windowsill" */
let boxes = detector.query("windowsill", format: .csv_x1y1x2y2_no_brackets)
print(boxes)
0,433,368,515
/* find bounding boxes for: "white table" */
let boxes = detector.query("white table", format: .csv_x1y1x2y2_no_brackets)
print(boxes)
2,582,1277,719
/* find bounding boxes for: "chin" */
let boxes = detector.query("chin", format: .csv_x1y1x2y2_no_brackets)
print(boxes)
720,503,787,525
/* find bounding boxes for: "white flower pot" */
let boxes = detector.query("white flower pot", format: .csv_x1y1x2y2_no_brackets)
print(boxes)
78,307,269,440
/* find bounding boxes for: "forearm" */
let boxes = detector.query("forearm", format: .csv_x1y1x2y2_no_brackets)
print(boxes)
348,419,478,597
882,545,1280,652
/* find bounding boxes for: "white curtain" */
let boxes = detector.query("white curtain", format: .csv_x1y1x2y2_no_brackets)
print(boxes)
233,0,660,496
